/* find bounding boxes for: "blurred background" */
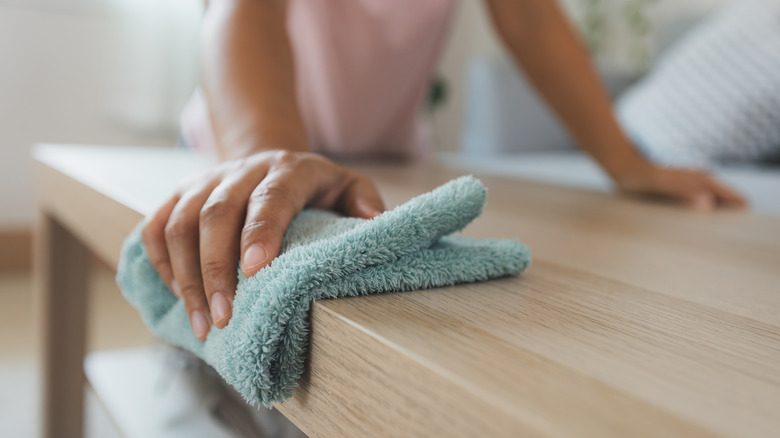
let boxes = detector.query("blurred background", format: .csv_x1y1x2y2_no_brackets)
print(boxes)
1,0,777,437
0,0,748,235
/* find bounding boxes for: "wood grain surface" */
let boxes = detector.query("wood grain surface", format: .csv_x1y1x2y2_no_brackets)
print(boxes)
33,145,780,438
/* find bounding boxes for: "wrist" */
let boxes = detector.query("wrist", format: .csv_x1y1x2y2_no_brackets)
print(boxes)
589,138,654,186
606,156,659,192
219,125,309,160
606,155,652,181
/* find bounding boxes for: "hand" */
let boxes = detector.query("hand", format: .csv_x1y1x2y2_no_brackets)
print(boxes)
613,164,747,210
141,150,385,341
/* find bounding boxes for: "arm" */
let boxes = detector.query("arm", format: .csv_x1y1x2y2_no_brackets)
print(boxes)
484,0,745,209
202,0,308,159
142,0,384,340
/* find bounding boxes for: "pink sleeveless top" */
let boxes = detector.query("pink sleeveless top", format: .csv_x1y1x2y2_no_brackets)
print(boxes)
181,0,455,159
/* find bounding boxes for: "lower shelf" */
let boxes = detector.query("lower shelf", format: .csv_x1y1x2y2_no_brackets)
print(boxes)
85,346,246,438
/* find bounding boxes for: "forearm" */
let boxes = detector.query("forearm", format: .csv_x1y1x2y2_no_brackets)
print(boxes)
485,0,650,178
202,0,308,160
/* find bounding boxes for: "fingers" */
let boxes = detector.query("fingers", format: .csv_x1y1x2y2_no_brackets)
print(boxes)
141,195,179,293
645,168,746,211
681,189,716,211
237,155,386,280
707,178,747,209
338,173,385,219
678,172,746,210
199,164,268,328
240,163,317,278
143,150,386,338
644,169,711,210
165,181,219,341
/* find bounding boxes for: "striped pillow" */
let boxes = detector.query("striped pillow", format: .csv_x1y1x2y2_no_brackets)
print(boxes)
617,0,780,167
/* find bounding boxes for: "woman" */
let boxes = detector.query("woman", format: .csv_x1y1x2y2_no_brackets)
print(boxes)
142,0,745,342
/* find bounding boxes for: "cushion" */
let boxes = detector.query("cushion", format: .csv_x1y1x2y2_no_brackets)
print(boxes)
617,0,780,167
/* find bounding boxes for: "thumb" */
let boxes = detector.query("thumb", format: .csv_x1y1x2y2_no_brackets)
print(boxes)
340,174,385,219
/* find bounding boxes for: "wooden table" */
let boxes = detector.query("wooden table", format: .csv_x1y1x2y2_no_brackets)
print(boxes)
33,144,780,438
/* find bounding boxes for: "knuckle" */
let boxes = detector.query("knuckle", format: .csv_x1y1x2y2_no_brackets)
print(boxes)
140,222,158,246
241,220,282,245
150,259,172,280
164,218,196,243
251,181,292,203
150,257,170,271
299,152,328,171
273,150,297,166
201,258,230,280
271,151,326,177
232,156,250,172
180,284,205,304
199,198,232,224
251,150,276,163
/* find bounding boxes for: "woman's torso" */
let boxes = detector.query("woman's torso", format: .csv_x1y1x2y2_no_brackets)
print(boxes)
181,0,455,159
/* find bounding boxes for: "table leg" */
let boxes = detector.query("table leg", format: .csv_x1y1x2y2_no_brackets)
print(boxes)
34,214,90,438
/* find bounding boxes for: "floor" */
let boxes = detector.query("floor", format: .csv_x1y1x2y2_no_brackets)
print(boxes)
0,260,157,438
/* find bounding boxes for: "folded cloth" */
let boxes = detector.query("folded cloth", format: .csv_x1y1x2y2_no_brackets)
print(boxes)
117,176,531,407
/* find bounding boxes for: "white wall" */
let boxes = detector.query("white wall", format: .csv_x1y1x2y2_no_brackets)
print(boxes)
0,1,200,227
0,0,730,227
433,1,505,155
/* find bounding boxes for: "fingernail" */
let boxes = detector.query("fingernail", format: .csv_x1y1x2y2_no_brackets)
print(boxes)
191,310,210,340
358,200,382,218
211,292,231,325
171,279,181,298
243,244,268,273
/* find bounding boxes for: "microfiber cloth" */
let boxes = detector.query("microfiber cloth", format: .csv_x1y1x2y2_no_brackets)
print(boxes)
117,176,531,407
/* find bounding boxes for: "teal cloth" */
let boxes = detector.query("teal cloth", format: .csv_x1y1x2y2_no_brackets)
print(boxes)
117,176,531,407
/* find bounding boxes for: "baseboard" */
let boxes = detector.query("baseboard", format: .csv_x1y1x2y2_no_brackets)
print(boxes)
0,228,32,270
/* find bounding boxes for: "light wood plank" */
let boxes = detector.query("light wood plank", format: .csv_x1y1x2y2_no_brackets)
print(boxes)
33,214,91,438
319,262,779,436
364,165,780,325
278,292,717,438
34,161,143,269
32,145,780,438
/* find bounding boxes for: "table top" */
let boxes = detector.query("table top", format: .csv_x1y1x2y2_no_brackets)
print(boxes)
34,144,780,438
440,150,780,216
